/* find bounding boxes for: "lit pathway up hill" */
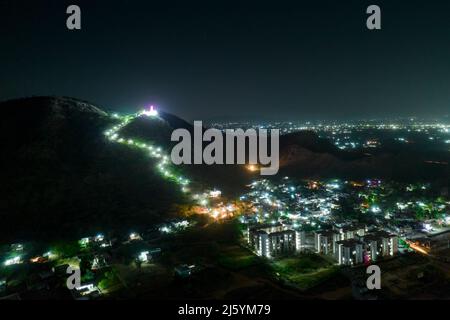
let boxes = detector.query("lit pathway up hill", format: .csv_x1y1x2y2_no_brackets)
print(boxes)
103,106,238,220
104,106,190,190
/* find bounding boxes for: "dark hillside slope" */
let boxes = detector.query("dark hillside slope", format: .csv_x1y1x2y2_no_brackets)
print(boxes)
0,97,185,242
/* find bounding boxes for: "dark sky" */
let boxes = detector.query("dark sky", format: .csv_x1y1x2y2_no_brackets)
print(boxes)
1,0,450,121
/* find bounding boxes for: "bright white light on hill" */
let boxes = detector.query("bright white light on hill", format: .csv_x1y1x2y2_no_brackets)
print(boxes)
142,105,158,117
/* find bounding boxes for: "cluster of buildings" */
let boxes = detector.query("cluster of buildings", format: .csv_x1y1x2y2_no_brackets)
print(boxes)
241,176,450,267
243,178,402,265
325,228,398,266
0,227,171,300
248,224,297,259
247,222,399,266
212,119,450,152
241,178,342,228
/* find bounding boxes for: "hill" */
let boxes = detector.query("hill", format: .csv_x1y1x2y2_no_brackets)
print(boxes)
0,97,186,242
1,96,447,242
278,131,448,182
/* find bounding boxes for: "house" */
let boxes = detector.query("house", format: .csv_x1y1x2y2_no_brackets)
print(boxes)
174,264,195,278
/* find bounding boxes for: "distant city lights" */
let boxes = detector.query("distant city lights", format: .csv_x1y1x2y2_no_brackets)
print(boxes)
129,232,142,241
4,256,21,266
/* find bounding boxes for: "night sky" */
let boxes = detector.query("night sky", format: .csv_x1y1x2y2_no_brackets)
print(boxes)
1,0,450,121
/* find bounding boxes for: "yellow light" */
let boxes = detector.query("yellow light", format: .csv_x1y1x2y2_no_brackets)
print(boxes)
211,210,219,219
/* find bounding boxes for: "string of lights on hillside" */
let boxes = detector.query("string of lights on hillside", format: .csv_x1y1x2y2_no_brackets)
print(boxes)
103,106,190,190
103,106,236,220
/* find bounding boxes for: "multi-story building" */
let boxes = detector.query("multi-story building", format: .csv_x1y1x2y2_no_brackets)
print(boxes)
335,239,364,266
314,230,340,255
362,231,398,262
295,230,306,252
249,224,296,258
248,223,398,265
334,224,366,241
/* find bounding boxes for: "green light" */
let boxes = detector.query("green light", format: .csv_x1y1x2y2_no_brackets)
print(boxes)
103,109,202,207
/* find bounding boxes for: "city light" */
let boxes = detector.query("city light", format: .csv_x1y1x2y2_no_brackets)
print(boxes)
43,251,57,260
129,232,142,241
138,251,150,262
79,237,90,247
209,190,222,198
4,256,21,266
371,205,381,213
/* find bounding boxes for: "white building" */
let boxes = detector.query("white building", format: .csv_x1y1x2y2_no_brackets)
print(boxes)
295,230,306,252
249,224,297,258
314,230,340,255
335,239,364,266
362,231,398,262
